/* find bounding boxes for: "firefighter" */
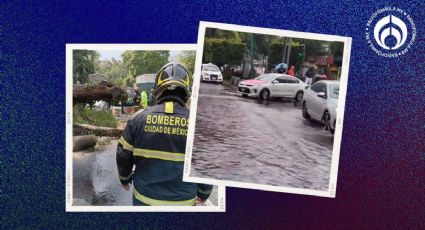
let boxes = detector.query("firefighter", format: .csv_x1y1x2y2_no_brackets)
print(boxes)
140,88,148,109
116,62,213,206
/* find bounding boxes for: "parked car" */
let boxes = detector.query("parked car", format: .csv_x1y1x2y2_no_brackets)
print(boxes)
201,63,223,83
238,73,306,101
302,80,339,134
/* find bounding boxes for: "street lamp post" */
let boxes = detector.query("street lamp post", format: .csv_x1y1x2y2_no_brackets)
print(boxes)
295,44,305,77
282,37,287,64
286,38,292,70
248,33,254,78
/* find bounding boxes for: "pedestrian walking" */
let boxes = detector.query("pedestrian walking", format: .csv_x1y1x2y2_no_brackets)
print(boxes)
305,67,314,85
116,62,213,206
288,65,295,77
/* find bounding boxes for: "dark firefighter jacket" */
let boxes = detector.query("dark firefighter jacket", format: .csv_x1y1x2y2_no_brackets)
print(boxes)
116,95,213,206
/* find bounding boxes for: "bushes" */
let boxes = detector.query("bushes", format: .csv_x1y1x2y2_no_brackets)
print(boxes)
268,42,284,69
202,38,245,80
203,38,245,66
73,104,117,128
233,70,243,78
221,68,233,80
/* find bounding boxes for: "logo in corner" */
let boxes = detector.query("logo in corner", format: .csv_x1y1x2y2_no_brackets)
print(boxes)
366,7,416,58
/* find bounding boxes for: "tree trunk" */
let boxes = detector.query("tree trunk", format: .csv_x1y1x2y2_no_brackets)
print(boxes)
73,123,123,137
73,81,127,105
73,135,98,151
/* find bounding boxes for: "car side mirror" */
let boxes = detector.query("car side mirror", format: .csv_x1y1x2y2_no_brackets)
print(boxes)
272,80,278,84
317,92,327,98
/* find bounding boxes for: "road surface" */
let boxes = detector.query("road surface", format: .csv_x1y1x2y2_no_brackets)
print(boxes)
190,83,334,191
73,140,218,206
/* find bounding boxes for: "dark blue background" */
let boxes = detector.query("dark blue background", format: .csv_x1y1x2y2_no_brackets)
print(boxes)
1,0,424,228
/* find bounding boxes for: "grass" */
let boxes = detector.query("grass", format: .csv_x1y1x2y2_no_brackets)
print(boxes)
73,104,117,128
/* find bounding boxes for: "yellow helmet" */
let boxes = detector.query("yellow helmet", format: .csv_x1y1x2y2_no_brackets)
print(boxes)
154,62,191,103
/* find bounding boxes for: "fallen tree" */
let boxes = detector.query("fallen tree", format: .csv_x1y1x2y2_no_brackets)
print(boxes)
73,123,123,137
73,80,127,105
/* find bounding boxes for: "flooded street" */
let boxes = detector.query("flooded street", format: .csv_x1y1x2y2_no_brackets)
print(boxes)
191,83,334,191
73,140,218,206
73,140,133,205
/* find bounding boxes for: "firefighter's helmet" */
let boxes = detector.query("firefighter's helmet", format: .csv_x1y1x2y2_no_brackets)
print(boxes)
154,62,191,103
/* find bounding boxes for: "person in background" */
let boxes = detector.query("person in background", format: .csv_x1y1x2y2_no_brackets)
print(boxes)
134,88,141,106
288,66,295,77
278,65,286,74
140,89,148,109
149,88,155,106
321,72,328,80
305,67,314,85
313,71,328,84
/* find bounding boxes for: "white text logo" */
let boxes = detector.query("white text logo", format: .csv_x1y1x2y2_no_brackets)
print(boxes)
366,7,416,57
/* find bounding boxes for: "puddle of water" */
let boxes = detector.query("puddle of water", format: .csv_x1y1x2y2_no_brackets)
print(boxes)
192,83,333,191
73,139,218,206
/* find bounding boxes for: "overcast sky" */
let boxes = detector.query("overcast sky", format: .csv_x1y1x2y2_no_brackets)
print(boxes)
98,50,182,61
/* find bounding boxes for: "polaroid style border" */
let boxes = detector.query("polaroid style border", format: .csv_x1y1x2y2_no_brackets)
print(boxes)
183,21,352,198
66,44,226,212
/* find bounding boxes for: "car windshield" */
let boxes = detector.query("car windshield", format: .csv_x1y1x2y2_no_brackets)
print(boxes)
203,65,220,72
255,74,278,82
329,84,339,99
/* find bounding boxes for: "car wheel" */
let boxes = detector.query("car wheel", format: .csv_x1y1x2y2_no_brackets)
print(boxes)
242,94,248,98
302,101,311,120
323,111,335,134
295,91,303,101
259,89,270,100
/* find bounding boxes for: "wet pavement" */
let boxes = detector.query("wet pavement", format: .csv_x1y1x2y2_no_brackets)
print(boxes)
190,83,334,191
73,140,218,206
73,140,132,206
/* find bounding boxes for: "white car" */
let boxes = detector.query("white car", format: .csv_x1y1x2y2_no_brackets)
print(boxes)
302,80,339,134
238,74,306,101
201,64,223,83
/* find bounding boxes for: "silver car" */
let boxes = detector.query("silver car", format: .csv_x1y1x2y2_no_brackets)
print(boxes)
302,80,339,134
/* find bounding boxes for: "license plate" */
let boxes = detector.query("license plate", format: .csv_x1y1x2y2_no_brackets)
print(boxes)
211,76,217,80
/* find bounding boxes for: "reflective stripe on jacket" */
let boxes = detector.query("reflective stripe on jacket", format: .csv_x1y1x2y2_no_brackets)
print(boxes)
116,96,212,205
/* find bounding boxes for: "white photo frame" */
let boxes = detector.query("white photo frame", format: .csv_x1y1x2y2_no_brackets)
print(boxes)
66,44,226,212
183,22,352,198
